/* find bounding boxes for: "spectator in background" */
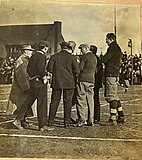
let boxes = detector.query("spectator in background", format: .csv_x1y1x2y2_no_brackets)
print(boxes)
10,44,34,129
90,45,103,123
101,33,124,125
76,43,97,127
47,41,80,128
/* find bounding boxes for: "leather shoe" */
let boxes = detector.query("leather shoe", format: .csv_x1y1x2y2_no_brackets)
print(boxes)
12,118,23,130
39,126,54,132
21,120,30,128
48,122,53,127
87,122,94,126
70,118,77,124
117,117,125,123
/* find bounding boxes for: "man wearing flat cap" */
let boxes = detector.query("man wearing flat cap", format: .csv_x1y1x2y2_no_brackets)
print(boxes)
76,43,97,127
47,41,80,128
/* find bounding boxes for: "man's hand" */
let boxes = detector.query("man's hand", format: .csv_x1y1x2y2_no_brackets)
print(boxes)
42,76,48,84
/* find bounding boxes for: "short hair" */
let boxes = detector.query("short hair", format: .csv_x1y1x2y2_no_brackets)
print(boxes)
106,33,116,41
90,45,97,55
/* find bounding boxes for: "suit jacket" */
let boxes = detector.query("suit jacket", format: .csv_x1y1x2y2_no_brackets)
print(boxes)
47,49,80,89
27,51,46,79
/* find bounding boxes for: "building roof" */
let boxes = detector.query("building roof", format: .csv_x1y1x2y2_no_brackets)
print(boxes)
0,23,54,45
0,21,65,56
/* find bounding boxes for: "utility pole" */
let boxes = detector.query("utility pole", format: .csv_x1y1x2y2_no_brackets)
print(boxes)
114,5,117,35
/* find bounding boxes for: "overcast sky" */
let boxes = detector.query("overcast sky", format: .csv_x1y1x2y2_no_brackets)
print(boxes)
0,0,141,55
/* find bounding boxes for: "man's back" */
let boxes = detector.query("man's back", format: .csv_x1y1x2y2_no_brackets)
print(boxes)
47,50,79,89
79,52,97,83
27,51,46,78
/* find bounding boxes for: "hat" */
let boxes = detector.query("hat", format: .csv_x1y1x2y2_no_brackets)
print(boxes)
20,44,34,51
68,41,76,50
39,40,50,47
59,41,69,49
59,41,69,47
78,43,90,49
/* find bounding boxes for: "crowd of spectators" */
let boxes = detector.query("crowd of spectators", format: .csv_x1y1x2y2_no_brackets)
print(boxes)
119,52,142,86
0,52,142,85
0,56,16,84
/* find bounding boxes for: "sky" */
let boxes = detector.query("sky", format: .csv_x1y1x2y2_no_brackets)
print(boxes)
0,0,141,55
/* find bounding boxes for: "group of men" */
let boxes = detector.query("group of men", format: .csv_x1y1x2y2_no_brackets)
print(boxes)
11,32,125,131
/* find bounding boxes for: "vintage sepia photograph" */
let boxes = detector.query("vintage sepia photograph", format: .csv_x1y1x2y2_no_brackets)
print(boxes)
0,0,142,159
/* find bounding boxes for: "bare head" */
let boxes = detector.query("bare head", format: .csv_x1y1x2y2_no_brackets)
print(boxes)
106,33,116,46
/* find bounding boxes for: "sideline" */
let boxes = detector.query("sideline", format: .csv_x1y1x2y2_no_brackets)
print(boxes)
0,133,142,142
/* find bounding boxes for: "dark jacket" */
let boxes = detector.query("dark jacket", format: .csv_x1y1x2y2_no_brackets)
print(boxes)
27,51,46,79
95,55,103,88
78,51,97,83
47,49,80,89
101,41,122,77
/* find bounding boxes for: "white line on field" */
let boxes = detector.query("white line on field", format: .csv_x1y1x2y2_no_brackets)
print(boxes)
0,119,14,125
0,133,142,142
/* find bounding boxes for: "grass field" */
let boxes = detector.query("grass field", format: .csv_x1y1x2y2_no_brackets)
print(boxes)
0,84,142,160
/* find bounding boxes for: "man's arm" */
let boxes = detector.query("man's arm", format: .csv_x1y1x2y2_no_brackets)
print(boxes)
15,63,30,92
47,56,54,74
79,56,85,71
101,47,113,63
37,54,46,77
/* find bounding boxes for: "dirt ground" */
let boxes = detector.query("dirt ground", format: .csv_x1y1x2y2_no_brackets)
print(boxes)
0,84,142,160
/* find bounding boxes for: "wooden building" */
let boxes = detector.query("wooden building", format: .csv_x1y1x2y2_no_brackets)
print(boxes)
0,21,64,58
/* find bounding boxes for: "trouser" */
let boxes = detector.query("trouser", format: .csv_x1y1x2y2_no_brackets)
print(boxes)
48,88,74,124
94,87,100,122
16,80,48,128
76,81,94,123
105,77,124,121
72,87,80,120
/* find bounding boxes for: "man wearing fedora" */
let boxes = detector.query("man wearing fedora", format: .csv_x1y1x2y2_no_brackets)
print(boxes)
11,44,34,129
47,41,80,128
12,40,53,131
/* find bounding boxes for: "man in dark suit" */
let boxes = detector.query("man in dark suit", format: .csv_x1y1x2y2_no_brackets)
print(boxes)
47,41,80,128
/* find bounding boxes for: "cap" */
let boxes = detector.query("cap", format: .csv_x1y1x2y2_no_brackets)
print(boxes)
59,41,70,49
20,44,34,51
59,41,69,47
68,41,76,51
39,40,50,47
78,43,90,49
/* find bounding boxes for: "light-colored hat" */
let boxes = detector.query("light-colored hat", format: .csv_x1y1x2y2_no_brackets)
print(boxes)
20,44,34,51
78,43,90,49
68,41,76,51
